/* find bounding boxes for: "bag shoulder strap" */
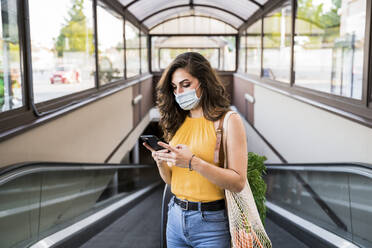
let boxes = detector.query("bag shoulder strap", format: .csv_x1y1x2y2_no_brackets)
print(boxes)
214,110,236,167
213,112,226,165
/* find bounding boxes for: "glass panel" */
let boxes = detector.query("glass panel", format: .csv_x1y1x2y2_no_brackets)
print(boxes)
0,1,23,113
238,32,246,72
125,21,140,78
128,0,188,22
150,16,237,35
30,0,95,103
38,170,104,237
255,0,269,5
255,0,269,4
97,4,124,85
247,19,262,76
349,174,372,247
194,0,258,20
144,7,191,29
208,19,237,34
141,32,148,73
266,170,353,242
152,36,236,71
294,0,366,100
119,0,133,6
194,7,243,28
262,1,291,83
0,174,41,248
37,167,159,242
159,48,219,69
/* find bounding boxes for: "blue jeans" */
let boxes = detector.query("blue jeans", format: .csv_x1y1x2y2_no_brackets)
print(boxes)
166,196,231,248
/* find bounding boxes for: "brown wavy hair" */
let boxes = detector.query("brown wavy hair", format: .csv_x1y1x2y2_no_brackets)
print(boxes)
156,52,230,142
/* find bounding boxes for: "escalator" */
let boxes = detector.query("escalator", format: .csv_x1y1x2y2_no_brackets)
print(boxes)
79,185,309,248
265,163,371,248
0,162,370,247
0,162,161,248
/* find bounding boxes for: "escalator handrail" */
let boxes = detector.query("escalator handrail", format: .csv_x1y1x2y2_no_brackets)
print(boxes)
0,161,155,186
266,163,372,179
266,162,372,169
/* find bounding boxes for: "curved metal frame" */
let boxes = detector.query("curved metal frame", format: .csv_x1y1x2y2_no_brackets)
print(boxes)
149,14,238,31
248,0,263,8
125,0,141,9
125,0,263,9
139,4,246,24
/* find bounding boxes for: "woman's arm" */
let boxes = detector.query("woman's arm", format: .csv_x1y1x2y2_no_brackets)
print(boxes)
157,161,172,185
192,113,247,192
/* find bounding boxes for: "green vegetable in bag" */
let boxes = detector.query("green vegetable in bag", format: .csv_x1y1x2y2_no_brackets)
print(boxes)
247,152,268,225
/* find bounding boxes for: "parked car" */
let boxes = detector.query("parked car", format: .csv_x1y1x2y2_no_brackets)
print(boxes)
50,65,80,84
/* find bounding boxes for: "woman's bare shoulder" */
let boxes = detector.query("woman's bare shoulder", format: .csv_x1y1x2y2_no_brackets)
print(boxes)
227,112,245,135
227,111,242,124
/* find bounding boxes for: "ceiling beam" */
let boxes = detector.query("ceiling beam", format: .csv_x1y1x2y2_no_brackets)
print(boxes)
124,0,141,9
100,0,149,33
238,0,286,32
248,0,263,8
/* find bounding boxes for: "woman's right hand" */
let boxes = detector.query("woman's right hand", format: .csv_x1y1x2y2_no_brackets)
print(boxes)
142,142,169,167
143,142,172,185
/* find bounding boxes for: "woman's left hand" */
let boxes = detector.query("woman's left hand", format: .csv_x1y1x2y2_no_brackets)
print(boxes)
156,142,194,168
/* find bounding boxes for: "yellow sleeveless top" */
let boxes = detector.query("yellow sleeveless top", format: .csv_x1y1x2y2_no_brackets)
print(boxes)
169,115,224,202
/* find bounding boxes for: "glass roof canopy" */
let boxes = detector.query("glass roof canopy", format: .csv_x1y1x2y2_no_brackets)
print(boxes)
119,0,270,31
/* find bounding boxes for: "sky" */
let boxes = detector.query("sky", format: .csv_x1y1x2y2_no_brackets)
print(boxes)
28,0,133,49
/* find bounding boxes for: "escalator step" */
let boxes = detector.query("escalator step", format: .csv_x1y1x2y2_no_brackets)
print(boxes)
80,187,163,248
265,218,310,248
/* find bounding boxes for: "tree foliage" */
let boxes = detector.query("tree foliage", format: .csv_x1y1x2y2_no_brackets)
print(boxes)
264,0,342,46
55,0,94,57
297,0,341,29
296,0,341,44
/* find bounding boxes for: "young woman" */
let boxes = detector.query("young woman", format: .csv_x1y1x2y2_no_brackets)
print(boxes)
143,52,248,248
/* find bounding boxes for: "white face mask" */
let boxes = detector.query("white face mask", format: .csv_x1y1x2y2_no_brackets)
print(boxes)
174,85,201,110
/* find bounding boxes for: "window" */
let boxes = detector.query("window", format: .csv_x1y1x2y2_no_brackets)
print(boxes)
151,36,236,71
141,32,148,73
0,1,23,113
97,3,124,85
247,19,262,76
294,0,366,100
125,21,140,78
29,0,95,103
238,31,246,72
262,1,292,83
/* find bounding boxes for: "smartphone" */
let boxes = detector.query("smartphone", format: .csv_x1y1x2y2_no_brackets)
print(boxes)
140,135,164,151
